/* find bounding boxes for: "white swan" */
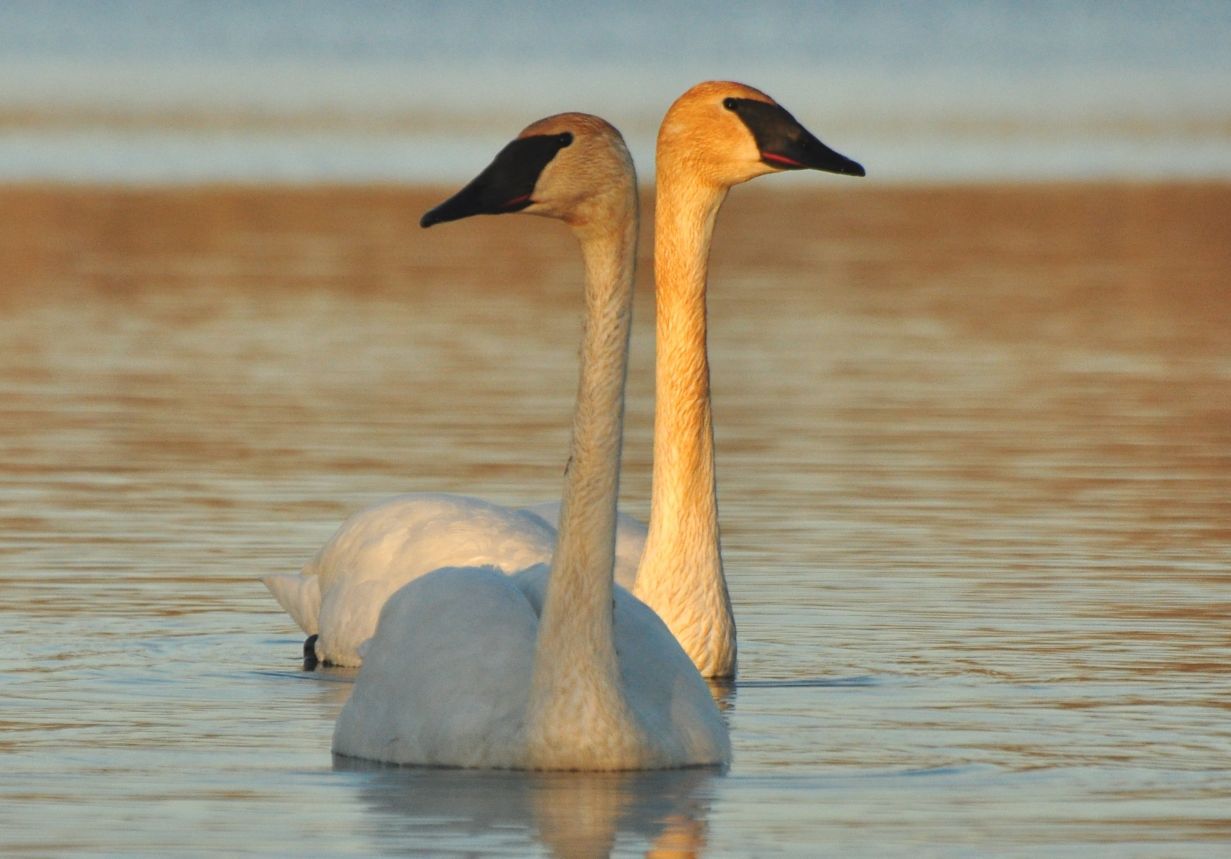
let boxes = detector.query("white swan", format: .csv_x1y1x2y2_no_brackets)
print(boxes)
263,82,864,673
331,113,730,769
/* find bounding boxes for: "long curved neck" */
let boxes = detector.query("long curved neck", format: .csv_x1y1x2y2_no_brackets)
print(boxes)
635,162,737,678
527,200,642,764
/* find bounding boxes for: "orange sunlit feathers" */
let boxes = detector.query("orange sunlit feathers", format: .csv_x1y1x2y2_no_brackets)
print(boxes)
656,81,781,188
666,80,778,111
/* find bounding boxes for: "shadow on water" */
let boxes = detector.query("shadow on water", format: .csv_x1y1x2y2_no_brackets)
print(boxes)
707,674,881,712
253,669,354,683
333,758,722,858
732,676,880,690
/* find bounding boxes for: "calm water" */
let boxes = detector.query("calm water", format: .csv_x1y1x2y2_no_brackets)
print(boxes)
2,183,1230,856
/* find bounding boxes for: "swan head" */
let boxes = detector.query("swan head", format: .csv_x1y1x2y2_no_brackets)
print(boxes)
658,81,865,188
421,113,636,231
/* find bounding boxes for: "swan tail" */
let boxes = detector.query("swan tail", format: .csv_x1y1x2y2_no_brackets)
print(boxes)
260,572,321,636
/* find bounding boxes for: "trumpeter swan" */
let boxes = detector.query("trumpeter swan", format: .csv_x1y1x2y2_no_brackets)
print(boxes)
630,81,865,678
332,113,730,769
263,82,864,673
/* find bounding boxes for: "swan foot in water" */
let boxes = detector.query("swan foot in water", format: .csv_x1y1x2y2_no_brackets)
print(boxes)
303,634,319,671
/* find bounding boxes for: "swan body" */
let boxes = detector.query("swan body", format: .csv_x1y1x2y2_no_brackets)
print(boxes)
264,494,555,665
332,112,729,769
333,563,726,768
263,494,644,667
259,487,645,664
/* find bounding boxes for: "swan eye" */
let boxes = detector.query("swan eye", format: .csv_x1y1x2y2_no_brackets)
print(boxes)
722,98,737,110
557,132,574,147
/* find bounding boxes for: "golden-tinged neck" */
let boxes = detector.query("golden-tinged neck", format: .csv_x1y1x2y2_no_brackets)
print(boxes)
636,164,737,679
650,171,727,512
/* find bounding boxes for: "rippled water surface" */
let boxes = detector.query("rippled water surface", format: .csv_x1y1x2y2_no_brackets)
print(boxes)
2,184,1229,856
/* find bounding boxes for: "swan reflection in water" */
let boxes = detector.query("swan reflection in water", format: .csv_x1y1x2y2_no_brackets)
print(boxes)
334,759,720,859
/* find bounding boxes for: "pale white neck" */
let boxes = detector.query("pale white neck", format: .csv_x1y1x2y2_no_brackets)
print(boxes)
527,204,641,759
635,167,737,678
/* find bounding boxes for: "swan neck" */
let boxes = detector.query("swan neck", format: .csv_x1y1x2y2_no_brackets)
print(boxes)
529,194,639,740
650,172,724,540
636,163,737,678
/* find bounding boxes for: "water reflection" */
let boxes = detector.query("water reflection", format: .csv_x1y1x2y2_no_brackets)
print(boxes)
335,761,720,858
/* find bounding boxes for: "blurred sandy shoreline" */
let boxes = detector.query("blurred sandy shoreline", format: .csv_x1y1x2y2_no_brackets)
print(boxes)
6,181,1228,298
17,181,1231,384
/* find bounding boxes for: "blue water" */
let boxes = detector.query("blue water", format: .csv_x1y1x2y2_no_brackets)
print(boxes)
2,0,1229,182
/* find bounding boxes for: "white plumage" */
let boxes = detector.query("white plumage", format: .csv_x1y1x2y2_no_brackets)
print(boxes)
332,563,728,768
331,112,730,769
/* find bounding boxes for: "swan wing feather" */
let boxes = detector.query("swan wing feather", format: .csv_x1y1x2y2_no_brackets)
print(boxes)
259,572,320,635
